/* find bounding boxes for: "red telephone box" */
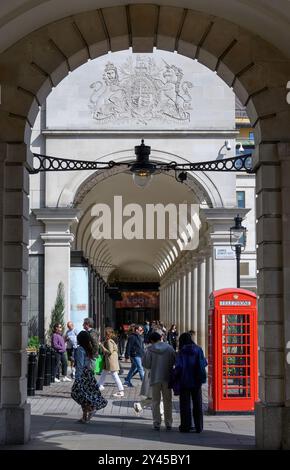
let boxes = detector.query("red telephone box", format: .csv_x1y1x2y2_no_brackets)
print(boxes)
208,288,258,413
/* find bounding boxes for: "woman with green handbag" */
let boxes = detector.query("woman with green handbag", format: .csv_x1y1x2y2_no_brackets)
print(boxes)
72,331,107,423
95,347,104,374
97,327,125,398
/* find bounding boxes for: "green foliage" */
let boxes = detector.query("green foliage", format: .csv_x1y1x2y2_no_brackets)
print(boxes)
47,282,65,341
28,336,40,350
28,315,38,337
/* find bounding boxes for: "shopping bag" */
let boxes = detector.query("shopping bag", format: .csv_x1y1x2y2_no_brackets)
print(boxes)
95,353,104,374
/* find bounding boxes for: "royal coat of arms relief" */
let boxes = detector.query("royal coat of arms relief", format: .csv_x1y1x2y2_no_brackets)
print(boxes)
89,56,193,125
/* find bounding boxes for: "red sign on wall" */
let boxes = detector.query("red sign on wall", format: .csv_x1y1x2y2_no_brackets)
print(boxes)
115,291,159,309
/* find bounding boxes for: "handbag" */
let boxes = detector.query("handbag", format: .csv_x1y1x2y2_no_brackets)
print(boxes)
95,353,104,374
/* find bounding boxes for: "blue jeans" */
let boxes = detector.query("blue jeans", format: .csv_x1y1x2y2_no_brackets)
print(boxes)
125,356,144,383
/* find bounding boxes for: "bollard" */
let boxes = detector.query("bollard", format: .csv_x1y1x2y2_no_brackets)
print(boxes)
27,352,38,396
36,344,46,390
50,348,56,383
44,346,51,386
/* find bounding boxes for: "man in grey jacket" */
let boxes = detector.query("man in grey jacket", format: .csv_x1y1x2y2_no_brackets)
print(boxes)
142,331,176,430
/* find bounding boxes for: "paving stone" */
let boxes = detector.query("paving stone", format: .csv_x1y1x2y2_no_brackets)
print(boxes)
0,361,255,450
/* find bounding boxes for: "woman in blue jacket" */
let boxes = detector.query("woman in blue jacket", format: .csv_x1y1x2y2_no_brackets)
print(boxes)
173,332,207,433
72,331,107,422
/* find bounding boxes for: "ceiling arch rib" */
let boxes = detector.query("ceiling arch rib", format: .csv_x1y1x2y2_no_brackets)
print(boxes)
0,1,290,59
73,169,205,282
9,3,288,283
0,4,288,148
69,152,218,210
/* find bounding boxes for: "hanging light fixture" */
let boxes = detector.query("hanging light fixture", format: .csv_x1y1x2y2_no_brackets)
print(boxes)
31,139,253,178
130,139,156,188
230,214,247,288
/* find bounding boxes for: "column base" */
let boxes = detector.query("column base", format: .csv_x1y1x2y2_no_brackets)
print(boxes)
0,403,31,445
255,402,290,449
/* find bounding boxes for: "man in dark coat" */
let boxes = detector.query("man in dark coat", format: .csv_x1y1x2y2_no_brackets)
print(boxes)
173,332,207,433
83,317,100,359
123,325,145,387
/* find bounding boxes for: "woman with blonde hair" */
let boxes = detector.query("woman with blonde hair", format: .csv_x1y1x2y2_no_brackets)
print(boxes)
98,327,125,397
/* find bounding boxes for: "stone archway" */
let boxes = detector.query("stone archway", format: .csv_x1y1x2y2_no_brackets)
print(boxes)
0,4,289,448
72,163,215,279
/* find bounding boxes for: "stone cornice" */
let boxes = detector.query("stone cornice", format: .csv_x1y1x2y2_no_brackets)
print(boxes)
201,207,250,223
33,207,81,223
40,233,75,247
42,129,239,138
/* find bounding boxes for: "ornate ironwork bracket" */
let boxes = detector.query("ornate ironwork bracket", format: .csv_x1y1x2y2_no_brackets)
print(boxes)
30,153,253,174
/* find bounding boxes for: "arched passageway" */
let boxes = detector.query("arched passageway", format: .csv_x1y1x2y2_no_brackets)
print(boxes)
0,3,289,449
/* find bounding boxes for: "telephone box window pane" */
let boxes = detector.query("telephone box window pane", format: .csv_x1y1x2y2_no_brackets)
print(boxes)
222,312,252,398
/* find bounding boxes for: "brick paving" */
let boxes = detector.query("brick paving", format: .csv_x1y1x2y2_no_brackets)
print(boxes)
1,361,255,450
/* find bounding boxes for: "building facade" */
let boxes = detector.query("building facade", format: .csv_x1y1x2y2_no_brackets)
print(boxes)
0,2,289,449
28,49,256,351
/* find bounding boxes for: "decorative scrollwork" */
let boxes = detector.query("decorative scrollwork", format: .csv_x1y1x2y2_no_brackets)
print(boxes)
30,153,127,174
30,152,253,174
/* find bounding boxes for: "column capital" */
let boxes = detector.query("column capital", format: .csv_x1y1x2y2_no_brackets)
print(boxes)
201,207,249,246
201,207,249,226
34,207,80,246
33,207,80,226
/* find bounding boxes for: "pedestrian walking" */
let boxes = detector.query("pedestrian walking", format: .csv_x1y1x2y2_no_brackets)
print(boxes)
142,331,176,431
123,325,145,387
83,317,100,359
72,331,107,423
170,332,207,433
118,324,127,358
133,367,164,418
98,327,125,397
167,324,178,351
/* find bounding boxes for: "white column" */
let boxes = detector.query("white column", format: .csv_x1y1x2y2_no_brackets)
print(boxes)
176,277,181,333
162,284,166,324
172,278,177,327
159,286,163,320
186,267,192,331
191,263,198,335
201,208,249,291
205,254,213,355
165,284,169,326
179,268,186,334
197,257,206,351
34,208,79,334
168,280,173,328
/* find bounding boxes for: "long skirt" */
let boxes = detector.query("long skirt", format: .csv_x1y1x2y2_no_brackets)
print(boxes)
71,367,107,410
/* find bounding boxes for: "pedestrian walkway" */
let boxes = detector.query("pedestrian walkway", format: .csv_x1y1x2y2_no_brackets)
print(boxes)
1,362,255,450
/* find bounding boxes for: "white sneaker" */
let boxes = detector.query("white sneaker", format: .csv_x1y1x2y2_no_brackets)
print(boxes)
62,376,72,382
113,391,124,397
133,402,143,413
54,378,60,383
98,385,105,391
